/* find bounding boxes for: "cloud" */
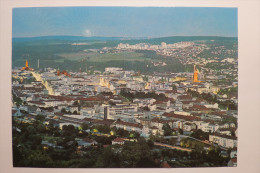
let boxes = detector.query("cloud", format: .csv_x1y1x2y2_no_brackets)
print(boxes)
83,29,92,37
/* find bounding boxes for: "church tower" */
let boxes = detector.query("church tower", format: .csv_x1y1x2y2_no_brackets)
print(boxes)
25,59,29,68
193,65,199,83
21,59,32,71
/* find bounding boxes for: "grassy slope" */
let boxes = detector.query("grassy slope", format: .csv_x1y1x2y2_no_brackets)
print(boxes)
58,52,147,62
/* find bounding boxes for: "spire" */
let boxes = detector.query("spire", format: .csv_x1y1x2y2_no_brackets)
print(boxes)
21,59,33,71
193,64,198,82
26,60,28,68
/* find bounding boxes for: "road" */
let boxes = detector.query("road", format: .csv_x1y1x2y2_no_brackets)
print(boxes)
31,71,55,95
154,142,192,152
164,135,228,151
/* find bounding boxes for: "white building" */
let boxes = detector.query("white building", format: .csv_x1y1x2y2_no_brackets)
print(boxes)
105,67,123,74
106,104,138,120
209,133,237,148
111,120,143,134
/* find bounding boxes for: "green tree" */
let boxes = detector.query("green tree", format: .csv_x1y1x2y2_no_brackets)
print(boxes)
61,108,67,113
162,123,172,136
35,114,45,122
172,85,177,91
80,123,89,131
191,129,209,141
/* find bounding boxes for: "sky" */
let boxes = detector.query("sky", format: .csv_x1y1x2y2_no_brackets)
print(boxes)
12,7,238,38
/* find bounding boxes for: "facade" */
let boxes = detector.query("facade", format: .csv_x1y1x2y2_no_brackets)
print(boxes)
78,138,98,147
106,104,138,120
111,120,143,134
112,137,125,145
209,133,237,148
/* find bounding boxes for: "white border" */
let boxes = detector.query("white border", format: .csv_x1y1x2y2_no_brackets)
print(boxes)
1,0,260,173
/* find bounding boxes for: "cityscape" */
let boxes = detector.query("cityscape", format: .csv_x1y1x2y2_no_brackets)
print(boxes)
11,7,238,168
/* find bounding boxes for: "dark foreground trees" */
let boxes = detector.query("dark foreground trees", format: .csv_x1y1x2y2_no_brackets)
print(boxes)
13,119,230,168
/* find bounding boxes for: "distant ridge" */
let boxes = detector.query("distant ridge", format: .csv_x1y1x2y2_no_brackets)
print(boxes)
12,35,237,43
12,36,135,42
136,36,237,45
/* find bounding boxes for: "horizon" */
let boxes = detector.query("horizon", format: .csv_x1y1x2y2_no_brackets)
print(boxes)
12,35,238,39
12,7,238,38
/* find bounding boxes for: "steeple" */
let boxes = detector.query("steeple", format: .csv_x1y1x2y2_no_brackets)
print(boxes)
193,65,198,83
25,59,28,68
21,59,32,71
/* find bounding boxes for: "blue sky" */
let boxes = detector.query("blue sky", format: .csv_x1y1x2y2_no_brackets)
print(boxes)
12,7,237,38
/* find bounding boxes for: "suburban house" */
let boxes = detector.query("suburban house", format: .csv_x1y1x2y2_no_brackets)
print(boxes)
112,137,125,145
183,122,196,132
227,158,237,167
12,109,22,117
77,138,97,147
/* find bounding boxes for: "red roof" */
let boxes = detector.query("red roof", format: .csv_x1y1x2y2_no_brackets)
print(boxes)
83,138,96,143
150,126,158,130
55,112,64,116
178,95,192,101
115,120,143,129
162,112,201,121
231,158,237,163
161,161,171,168
190,105,209,111
28,101,45,105
92,119,115,126
151,118,166,124
182,101,193,104
112,137,125,142
165,90,177,94
78,97,103,102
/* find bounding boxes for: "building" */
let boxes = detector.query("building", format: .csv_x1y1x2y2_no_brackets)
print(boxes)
111,120,143,134
57,69,71,77
21,60,33,71
112,137,125,145
106,104,138,120
209,133,237,148
193,65,199,82
227,158,237,167
77,138,98,147
105,67,123,74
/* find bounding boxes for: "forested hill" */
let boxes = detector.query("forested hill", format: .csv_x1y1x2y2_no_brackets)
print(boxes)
12,36,128,43
13,35,237,45
12,35,237,73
